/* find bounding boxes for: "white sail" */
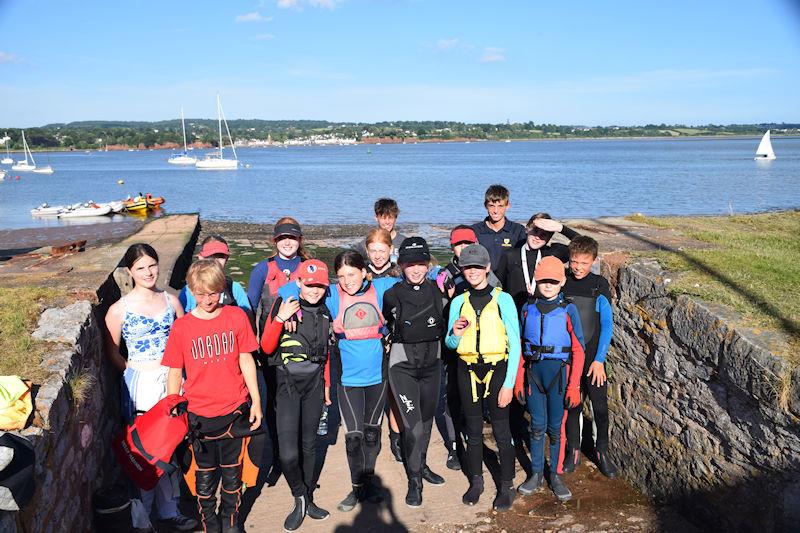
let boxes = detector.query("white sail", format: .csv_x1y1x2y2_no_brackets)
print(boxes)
168,108,197,165
11,131,37,171
1,133,12,164
754,130,776,160
196,94,239,170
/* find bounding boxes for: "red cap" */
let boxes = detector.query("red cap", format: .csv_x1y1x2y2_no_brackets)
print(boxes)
450,227,478,245
199,241,230,258
534,256,566,282
297,259,330,286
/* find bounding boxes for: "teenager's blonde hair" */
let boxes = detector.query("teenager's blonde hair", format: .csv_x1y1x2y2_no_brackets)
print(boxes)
187,259,226,294
270,216,311,260
365,228,392,248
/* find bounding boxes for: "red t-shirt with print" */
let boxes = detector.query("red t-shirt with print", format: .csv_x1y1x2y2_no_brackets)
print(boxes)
162,305,259,417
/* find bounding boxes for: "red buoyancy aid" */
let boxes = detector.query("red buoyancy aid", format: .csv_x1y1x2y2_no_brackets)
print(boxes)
265,259,300,297
332,283,385,340
112,394,189,490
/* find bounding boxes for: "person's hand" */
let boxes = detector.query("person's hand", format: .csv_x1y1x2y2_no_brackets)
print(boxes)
436,270,449,293
514,378,525,404
249,403,263,431
277,297,301,323
447,285,455,299
565,387,581,409
452,317,470,336
498,387,513,408
587,361,607,387
533,218,564,234
324,387,331,406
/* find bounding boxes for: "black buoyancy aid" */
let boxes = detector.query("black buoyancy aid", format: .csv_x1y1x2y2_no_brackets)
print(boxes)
392,280,444,344
563,275,607,350
269,302,331,366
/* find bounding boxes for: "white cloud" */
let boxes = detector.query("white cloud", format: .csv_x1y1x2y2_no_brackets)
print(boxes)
235,12,273,23
479,47,506,63
277,0,342,9
0,52,21,64
254,34,276,40
436,38,460,51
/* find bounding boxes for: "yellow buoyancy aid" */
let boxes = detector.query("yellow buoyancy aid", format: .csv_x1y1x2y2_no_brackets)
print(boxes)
455,288,508,402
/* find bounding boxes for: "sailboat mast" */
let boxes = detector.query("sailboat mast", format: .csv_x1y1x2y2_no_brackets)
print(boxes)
218,97,238,161
181,108,188,152
216,94,224,159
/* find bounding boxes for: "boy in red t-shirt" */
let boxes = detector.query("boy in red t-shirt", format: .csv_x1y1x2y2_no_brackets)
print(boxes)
163,259,262,533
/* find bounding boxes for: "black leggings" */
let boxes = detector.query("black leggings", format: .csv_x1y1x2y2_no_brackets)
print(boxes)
388,357,440,478
456,359,515,482
434,359,457,449
275,367,325,497
565,360,610,452
337,381,388,485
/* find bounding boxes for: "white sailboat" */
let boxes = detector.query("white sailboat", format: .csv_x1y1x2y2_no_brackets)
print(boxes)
11,131,54,173
168,108,197,165
196,94,239,170
1,133,13,164
754,130,776,160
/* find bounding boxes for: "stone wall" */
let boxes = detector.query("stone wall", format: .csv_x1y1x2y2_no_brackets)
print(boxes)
605,258,800,532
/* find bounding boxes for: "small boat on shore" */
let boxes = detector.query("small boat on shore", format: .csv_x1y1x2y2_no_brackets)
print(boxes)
124,195,149,212
31,203,68,216
754,130,776,160
145,193,165,208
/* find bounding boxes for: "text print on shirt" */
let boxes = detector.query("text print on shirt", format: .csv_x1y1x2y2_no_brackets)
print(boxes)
190,330,236,361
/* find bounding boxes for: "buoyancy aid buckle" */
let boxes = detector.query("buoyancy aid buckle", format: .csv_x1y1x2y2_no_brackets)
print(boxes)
522,343,572,362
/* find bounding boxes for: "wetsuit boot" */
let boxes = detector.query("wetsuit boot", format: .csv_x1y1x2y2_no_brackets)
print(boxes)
492,480,516,512
389,429,403,463
337,484,363,512
405,476,423,507
306,492,330,520
283,495,306,532
363,474,384,504
549,474,572,502
596,449,618,478
462,475,484,505
562,448,580,474
446,442,461,471
421,453,445,485
517,471,544,495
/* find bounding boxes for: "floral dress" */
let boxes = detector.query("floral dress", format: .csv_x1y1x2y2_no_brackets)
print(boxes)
120,292,175,423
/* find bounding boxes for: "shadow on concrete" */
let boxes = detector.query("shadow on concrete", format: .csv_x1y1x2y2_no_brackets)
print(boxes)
333,474,408,533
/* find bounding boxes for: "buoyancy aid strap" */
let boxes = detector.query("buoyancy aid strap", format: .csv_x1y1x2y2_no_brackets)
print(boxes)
527,357,572,395
131,427,177,475
460,352,507,402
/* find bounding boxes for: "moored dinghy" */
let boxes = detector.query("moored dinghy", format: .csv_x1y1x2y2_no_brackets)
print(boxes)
196,94,239,169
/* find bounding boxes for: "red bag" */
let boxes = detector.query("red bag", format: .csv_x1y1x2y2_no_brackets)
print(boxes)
113,394,189,490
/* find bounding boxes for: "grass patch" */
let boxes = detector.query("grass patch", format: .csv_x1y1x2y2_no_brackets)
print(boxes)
633,211,800,357
68,369,96,408
0,287,64,383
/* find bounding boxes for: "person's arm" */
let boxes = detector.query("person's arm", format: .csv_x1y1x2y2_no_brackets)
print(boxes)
498,292,521,390
565,310,585,408
232,282,252,311
444,294,465,350
260,296,285,354
381,287,398,333
169,293,184,319
239,352,262,430
560,224,579,241
247,261,268,310
167,368,183,396
594,294,613,364
495,251,509,287
178,285,192,312
103,301,127,372
514,223,527,247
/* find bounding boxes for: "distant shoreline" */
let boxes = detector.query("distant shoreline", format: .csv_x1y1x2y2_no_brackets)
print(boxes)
9,133,800,153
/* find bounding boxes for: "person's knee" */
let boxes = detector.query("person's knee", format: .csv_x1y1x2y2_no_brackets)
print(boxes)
492,421,512,448
345,431,363,457
280,447,300,468
364,425,380,447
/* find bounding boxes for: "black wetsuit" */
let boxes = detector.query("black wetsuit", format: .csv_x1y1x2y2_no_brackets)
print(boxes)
382,279,445,480
495,225,579,313
563,271,613,454
266,297,329,498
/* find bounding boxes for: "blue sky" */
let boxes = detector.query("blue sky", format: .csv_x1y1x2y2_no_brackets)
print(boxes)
1,0,799,126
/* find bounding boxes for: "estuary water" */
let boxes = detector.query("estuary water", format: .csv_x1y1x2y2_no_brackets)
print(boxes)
1,136,798,229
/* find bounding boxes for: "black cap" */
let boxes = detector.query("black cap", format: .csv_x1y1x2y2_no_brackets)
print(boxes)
274,223,302,239
397,237,431,264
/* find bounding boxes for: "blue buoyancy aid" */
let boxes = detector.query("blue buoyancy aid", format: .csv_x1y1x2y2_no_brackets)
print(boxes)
521,297,572,362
